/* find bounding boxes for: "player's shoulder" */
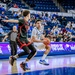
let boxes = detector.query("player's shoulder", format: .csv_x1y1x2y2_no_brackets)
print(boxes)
33,27,37,30
19,19,24,21
18,18,24,23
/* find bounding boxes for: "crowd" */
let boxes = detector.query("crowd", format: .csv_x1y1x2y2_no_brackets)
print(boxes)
0,9,75,42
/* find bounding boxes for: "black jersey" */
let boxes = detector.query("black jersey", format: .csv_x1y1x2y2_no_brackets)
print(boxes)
18,19,29,40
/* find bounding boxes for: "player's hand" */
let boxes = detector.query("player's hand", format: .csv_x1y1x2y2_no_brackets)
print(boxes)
28,38,33,43
2,20,8,22
42,39,46,43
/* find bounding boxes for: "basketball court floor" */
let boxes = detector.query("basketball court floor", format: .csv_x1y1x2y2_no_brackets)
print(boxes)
0,55,75,75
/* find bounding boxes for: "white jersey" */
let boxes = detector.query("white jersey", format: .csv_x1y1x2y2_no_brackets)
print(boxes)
31,27,43,40
31,27,45,50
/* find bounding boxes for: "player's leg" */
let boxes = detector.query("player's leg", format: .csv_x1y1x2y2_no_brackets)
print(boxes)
13,38,30,58
9,45,30,66
19,46,31,71
20,44,37,71
10,43,36,70
33,42,50,65
26,44,37,60
9,38,30,66
39,44,50,65
42,45,50,60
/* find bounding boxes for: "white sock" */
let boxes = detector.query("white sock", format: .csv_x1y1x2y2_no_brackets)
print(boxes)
41,54,47,60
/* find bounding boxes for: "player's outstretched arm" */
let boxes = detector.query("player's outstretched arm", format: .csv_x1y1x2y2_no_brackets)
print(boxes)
2,19,19,23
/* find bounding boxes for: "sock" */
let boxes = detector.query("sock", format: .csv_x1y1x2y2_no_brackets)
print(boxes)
41,54,47,60
14,54,19,59
24,58,29,63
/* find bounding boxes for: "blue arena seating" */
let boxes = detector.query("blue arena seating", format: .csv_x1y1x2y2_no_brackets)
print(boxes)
0,0,75,42
25,0,60,12
59,0,75,11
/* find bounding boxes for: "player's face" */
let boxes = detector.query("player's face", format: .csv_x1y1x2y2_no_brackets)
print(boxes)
36,21,41,28
27,13,30,20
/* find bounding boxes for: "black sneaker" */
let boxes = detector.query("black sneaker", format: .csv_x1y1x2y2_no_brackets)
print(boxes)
20,62,30,71
9,56,16,66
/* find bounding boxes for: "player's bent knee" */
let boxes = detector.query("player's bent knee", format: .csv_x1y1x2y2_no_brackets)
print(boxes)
45,45,50,49
33,50,37,55
48,46,51,51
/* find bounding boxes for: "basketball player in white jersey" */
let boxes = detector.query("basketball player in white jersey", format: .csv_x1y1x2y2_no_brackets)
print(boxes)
31,20,50,65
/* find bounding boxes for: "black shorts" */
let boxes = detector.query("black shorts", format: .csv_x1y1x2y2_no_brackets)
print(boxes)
16,37,31,49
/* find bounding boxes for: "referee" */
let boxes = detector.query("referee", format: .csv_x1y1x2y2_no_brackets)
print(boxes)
2,26,18,55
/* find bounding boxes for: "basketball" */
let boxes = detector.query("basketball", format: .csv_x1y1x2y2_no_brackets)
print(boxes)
43,38,50,45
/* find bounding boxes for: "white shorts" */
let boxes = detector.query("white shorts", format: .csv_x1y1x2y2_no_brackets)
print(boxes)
33,42,46,51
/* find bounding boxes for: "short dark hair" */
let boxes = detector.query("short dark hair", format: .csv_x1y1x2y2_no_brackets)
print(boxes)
35,19,41,24
23,10,30,17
